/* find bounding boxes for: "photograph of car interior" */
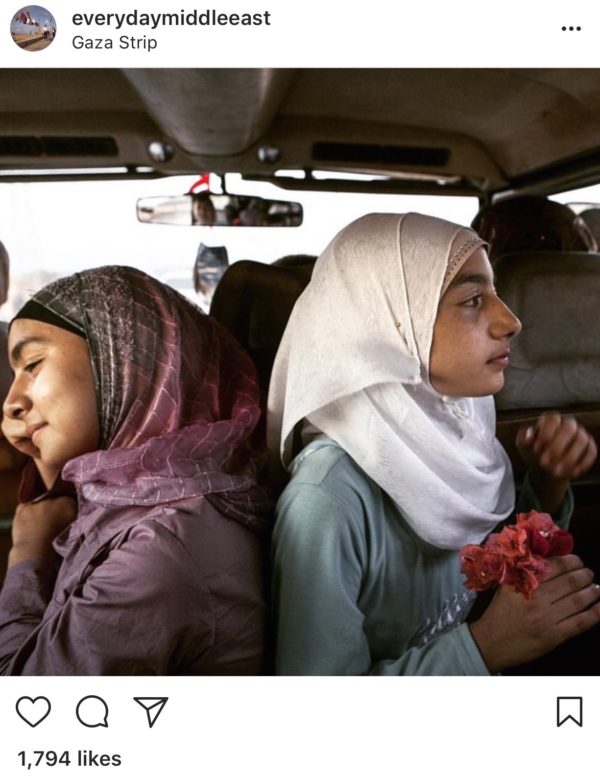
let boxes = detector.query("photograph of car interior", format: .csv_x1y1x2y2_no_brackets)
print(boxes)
0,69,598,675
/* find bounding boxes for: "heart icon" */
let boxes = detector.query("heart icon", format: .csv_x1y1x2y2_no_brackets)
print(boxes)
16,696,52,727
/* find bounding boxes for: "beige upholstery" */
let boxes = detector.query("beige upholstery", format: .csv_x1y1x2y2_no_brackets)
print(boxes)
494,250,600,479
495,251,600,410
209,259,315,407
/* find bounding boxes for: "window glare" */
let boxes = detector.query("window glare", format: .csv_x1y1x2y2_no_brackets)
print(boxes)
553,183,600,208
0,174,478,318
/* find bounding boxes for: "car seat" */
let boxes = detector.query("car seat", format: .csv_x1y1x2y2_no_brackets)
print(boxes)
494,250,600,482
494,249,600,675
209,257,316,408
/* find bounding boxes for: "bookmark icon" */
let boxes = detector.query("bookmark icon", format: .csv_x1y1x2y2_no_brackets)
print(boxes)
557,697,583,727
133,697,169,729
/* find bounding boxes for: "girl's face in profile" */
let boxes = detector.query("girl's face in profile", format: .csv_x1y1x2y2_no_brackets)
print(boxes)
429,248,522,398
2,319,100,488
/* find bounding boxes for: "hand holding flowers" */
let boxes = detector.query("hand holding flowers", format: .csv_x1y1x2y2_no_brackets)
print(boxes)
461,510,573,599
465,512,600,672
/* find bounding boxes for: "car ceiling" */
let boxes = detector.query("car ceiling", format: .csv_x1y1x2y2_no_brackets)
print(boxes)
2,68,600,195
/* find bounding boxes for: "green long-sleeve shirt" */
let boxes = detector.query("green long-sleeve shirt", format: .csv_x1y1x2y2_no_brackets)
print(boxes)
272,439,572,676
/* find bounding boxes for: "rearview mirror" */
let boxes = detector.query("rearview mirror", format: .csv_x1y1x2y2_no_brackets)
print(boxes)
137,192,303,227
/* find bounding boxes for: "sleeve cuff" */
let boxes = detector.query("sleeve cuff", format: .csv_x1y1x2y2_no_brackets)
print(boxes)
517,472,573,529
451,623,492,676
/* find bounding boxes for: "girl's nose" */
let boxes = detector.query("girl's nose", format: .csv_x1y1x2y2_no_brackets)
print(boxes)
3,378,29,420
493,297,522,339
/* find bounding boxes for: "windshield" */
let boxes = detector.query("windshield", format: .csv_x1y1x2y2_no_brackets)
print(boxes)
0,174,479,317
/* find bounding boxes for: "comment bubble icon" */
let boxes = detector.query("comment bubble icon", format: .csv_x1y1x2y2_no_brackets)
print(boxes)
76,695,109,728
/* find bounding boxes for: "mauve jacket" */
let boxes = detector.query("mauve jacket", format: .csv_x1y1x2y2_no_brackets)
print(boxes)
0,267,271,675
0,489,266,675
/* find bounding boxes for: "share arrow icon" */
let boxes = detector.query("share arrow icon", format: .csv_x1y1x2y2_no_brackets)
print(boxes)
133,697,169,728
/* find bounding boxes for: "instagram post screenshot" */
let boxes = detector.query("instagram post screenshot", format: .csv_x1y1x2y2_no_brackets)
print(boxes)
0,1,599,774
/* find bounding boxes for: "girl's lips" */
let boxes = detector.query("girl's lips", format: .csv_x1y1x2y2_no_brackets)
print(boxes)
28,424,47,446
487,354,510,367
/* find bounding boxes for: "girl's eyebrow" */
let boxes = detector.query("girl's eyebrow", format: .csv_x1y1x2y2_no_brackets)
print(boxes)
10,336,49,366
449,272,495,290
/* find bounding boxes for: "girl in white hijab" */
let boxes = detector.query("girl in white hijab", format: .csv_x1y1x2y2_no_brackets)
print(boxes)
269,212,598,675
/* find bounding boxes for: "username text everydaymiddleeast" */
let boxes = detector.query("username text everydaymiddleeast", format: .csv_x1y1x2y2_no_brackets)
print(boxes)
73,8,272,29
71,8,272,50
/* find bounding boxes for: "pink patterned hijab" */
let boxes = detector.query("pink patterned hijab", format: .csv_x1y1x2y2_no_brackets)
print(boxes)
18,266,271,533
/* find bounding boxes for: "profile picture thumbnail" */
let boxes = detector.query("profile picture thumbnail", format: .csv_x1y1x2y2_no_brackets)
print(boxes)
11,6,56,52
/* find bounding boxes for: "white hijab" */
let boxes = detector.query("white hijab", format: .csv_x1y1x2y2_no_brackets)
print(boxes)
267,213,515,550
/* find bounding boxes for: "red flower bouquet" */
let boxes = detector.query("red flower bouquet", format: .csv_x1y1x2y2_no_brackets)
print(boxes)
460,511,574,599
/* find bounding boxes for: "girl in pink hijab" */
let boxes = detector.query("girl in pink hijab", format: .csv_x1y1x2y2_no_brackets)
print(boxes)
0,266,271,675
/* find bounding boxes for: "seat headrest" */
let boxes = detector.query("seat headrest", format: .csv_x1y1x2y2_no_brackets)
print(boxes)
495,250,600,410
210,259,315,402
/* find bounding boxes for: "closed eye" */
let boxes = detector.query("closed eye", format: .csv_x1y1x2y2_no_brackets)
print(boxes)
24,359,43,373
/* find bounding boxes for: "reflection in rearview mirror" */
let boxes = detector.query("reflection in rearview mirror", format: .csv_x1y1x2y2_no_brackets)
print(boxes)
137,192,303,227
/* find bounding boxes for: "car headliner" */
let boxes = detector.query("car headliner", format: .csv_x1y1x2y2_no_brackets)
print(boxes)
2,68,600,195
